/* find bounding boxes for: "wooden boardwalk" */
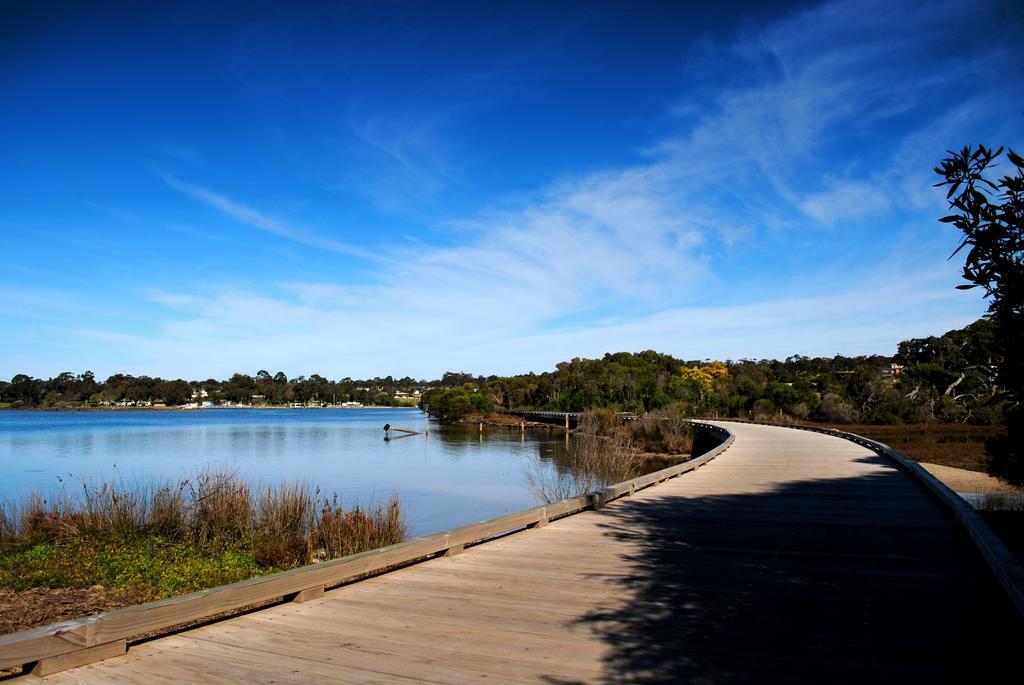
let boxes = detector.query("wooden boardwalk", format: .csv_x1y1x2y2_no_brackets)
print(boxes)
35,422,1021,683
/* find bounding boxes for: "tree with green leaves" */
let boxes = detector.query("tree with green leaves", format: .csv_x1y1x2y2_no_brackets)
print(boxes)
935,145,1023,481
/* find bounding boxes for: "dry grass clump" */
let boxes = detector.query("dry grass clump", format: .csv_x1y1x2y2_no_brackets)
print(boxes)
250,484,312,566
312,495,405,561
0,470,406,568
527,414,643,503
580,407,620,435
526,407,695,504
188,472,255,546
0,502,11,543
148,485,188,538
630,409,694,454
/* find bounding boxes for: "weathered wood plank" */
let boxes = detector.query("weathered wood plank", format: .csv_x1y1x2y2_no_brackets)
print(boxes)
30,639,126,677
288,585,324,603
242,610,609,672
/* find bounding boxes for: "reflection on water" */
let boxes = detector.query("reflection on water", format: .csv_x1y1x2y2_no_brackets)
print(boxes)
0,408,566,536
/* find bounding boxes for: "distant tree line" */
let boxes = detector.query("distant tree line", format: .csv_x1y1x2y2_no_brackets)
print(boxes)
3,318,1007,425
0,371,428,408
419,318,1007,426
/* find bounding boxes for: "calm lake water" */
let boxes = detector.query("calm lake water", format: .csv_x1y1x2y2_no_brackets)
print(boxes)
0,408,565,536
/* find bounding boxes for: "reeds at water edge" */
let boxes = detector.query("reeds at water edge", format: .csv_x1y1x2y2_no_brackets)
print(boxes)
0,470,406,568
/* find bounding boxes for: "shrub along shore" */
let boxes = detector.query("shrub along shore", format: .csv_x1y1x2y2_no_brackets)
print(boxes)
0,471,404,633
525,408,695,503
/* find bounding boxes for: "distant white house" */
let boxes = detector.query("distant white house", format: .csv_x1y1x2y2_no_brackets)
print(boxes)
881,363,905,381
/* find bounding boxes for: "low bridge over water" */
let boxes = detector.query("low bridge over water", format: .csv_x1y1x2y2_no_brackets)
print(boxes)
504,409,638,428
3,422,1021,682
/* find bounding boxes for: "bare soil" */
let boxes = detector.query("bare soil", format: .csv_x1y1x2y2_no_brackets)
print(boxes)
0,585,150,636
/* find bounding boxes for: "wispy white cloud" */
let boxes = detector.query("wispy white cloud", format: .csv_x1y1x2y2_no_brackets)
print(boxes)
346,115,457,208
79,0,1010,378
160,173,376,259
77,265,981,378
801,180,890,226
337,63,531,216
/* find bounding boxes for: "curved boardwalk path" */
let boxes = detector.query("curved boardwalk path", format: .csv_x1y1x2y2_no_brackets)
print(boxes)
38,422,1021,683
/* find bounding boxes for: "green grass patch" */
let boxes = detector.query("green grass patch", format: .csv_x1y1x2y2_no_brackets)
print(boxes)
0,470,406,601
0,533,277,599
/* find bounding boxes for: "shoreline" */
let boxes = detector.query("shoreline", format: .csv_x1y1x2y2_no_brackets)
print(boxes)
0,404,421,412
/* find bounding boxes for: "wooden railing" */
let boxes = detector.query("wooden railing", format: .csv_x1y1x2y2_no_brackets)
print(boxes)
501,410,639,428
0,422,734,675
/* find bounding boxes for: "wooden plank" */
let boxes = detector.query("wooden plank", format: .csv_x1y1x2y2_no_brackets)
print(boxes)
30,639,126,677
191,616,605,683
309,594,608,640
0,623,94,670
124,635,435,685
288,585,324,603
446,509,539,546
541,495,589,518
245,609,608,667
178,628,550,685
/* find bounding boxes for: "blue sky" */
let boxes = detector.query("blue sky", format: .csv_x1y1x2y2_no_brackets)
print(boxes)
2,0,1021,380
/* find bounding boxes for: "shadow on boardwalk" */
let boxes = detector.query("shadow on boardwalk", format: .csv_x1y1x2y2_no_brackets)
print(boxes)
552,454,1023,684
